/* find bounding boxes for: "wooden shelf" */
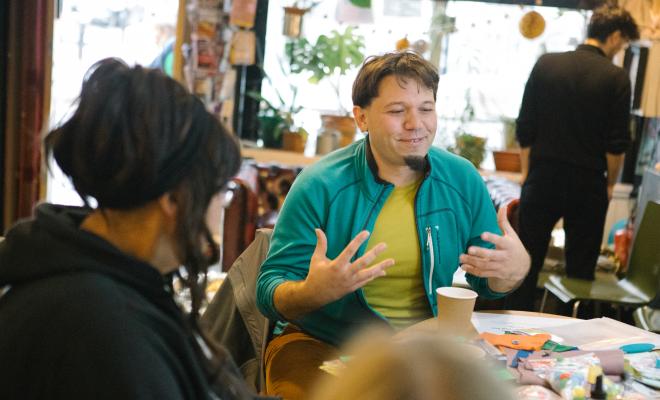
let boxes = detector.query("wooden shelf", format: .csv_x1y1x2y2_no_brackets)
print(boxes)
242,145,525,183
241,146,321,167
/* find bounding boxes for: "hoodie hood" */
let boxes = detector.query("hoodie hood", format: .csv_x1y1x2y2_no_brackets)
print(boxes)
0,203,169,299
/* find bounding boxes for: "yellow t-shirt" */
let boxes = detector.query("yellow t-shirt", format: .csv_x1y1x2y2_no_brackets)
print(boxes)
362,178,432,330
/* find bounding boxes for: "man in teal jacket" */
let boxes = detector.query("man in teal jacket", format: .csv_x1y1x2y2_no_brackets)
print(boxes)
256,51,530,399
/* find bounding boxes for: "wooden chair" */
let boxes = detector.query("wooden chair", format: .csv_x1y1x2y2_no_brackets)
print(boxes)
222,179,259,271
540,201,660,318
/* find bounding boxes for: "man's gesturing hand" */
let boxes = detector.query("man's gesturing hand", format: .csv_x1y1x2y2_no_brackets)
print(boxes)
459,203,531,293
303,229,395,307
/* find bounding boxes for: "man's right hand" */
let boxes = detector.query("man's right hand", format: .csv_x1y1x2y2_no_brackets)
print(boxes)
305,229,394,306
273,229,394,321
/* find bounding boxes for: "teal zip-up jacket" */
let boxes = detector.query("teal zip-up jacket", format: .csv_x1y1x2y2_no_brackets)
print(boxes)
256,138,505,346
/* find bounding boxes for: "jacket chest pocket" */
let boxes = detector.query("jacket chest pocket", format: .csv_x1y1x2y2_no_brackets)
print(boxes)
422,210,460,294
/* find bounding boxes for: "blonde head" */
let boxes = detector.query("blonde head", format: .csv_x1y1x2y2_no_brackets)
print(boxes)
311,329,514,400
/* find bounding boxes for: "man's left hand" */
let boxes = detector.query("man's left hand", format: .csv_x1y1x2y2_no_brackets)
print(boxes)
459,203,531,293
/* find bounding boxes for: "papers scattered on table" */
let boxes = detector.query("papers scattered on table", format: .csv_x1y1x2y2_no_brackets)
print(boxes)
471,312,660,353
626,352,660,390
541,317,660,351
471,312,576,336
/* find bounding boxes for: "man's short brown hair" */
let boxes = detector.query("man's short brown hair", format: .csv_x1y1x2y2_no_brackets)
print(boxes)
352,51,439,108
587,5,639,42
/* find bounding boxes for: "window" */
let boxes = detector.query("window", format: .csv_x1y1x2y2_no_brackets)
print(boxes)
264,0,588,167
47,0,178,205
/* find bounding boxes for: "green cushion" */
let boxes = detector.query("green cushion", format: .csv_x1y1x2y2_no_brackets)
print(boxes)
544,274,650,305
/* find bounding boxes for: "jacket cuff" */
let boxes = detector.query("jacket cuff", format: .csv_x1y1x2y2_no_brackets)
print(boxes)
467,274,510,299
257,278,289,322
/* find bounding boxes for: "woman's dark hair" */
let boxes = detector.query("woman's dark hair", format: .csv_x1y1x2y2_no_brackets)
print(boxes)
587,5,639,42
45,58,241,317
352,51,439,108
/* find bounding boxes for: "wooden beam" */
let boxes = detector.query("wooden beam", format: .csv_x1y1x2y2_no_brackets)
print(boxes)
173,0,187,84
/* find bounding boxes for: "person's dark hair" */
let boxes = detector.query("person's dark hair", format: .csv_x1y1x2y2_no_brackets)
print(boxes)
352,51,439,108
587,5,639,42
44,58,241,318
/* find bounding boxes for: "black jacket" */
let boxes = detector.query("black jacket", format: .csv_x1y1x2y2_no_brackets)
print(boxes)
517,44,632,172
0,204,254,399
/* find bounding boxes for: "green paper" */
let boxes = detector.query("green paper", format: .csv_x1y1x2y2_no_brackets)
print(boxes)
349,0,371,8
542,340,578,352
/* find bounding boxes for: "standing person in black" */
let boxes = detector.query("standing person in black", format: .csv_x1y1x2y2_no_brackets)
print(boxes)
504,6,639,312
0,59,262,399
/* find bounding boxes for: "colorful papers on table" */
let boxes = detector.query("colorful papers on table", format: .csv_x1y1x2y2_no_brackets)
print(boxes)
626,352,660,389
471,312,576,338
541,318,660,351
480,332,551,351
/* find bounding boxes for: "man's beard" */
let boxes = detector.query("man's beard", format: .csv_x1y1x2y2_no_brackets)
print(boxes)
403,155,427,172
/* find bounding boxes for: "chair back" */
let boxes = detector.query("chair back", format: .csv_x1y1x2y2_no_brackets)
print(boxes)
506,199,520,234
222,178,259,271
202,228,273,393
626,201,660,299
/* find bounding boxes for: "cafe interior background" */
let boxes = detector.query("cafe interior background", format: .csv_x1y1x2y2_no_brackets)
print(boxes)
1,0,660,322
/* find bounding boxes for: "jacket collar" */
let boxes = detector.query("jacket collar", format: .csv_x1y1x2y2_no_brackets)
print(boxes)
356,136,432,200
365,136,388,185
576,44,606,58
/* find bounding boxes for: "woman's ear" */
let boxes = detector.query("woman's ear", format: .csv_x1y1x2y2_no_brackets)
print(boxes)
158,192,178,220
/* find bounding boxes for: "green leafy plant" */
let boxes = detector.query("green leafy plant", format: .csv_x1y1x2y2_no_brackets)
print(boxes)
285,26,365,114
449,89,486,168
247,62,307,147
451,133,487,168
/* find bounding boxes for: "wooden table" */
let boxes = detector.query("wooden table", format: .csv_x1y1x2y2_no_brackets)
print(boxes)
398,310,572,339
477,310,572,319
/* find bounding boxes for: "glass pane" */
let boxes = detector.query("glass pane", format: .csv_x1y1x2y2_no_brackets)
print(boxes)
47,0,179,205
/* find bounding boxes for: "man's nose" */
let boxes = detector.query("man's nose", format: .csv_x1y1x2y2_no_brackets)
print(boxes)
404,110,421,130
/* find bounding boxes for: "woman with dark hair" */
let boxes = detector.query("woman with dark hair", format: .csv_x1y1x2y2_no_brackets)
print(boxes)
0,58,258,399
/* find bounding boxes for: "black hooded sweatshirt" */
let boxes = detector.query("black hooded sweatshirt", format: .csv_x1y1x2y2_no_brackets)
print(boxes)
0,204,248,400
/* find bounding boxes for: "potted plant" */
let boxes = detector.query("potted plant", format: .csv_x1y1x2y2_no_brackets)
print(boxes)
451,133,487,169
492,116,522,172
248,66,308,152
449,89,486,168
285,26,365,147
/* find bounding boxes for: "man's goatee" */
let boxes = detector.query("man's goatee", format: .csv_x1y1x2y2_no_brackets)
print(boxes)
403,156,426,172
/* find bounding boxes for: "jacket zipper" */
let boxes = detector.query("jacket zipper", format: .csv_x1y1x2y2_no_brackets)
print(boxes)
412,181,433,300
426,226,434,293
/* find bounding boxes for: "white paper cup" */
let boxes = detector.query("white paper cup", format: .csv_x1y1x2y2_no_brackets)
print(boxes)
436,287,478,336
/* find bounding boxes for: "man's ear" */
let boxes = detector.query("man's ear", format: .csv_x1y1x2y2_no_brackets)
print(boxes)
353,105,368,133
